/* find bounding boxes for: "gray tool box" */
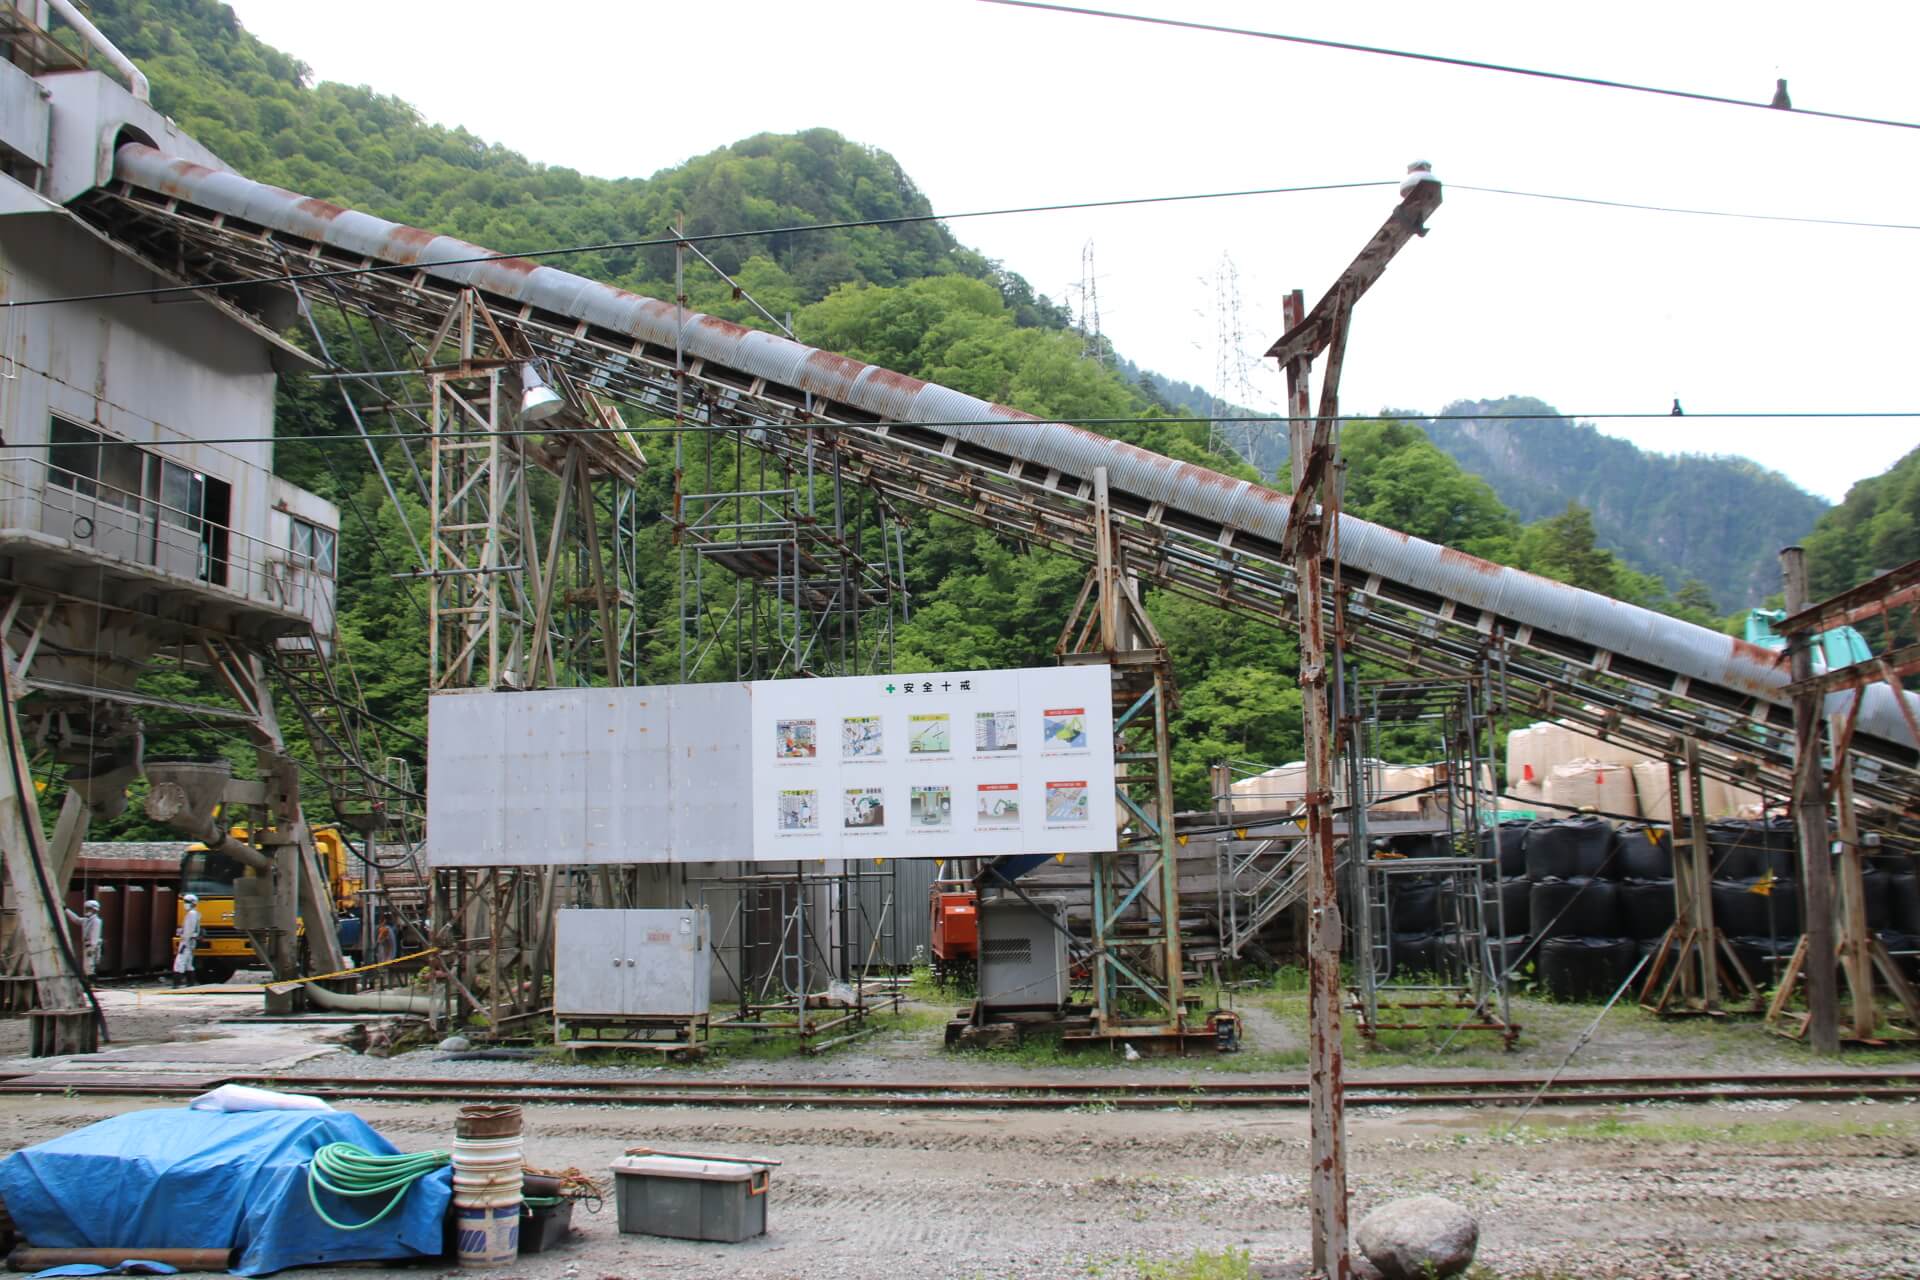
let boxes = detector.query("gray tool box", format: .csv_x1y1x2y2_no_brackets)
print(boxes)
610,1154,771,1242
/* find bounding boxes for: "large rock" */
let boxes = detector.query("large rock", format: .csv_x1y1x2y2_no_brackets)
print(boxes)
1355,1195,1478,1280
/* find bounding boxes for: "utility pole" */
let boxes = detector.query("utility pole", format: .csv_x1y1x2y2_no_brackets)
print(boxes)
1266,166,1443,1278
1282,286,1350,1279
1780,545,1839,1053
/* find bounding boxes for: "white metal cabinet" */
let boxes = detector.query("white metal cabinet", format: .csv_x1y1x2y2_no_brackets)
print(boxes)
555,908,710,1019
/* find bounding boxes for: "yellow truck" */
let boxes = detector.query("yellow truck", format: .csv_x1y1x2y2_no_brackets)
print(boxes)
176,826,360,981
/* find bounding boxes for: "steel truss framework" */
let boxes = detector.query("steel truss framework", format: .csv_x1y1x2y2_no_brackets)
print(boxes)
1762,558,1920,1042
76,176,1920,840
1049,468,1203,1045
0,583,357,1044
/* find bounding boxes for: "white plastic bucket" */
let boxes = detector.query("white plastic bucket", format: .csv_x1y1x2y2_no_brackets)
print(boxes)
451,1104,525,1265
454,1189,521,1268
452,1134,524,1179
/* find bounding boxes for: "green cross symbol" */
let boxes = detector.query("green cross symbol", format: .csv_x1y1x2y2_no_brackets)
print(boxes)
884,683,896,693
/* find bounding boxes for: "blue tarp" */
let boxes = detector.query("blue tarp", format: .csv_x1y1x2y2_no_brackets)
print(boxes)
0,1109,451,1276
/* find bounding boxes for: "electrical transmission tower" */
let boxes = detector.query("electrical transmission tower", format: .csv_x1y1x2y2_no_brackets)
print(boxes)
1073,240,1106,366
1208,253,1260,464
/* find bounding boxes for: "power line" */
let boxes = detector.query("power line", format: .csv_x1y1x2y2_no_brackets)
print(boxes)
978,0,1920,132
8,178,1394,311
10,168,1912,317
7,409,1915,454
1454,184,1920,232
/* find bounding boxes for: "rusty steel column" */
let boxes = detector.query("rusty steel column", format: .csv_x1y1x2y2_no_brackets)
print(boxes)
1781,545,1839,1054
1284,288,1349,1279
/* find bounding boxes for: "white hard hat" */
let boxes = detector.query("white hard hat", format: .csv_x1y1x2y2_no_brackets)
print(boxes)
84,899,100,912
182,893,198,905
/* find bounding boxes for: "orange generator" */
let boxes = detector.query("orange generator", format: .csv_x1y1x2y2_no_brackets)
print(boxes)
929,881,979,984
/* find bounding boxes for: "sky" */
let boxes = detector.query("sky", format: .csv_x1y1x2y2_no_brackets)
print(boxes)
217,0,1920,503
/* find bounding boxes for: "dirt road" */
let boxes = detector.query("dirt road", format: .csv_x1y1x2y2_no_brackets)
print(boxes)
6,986,1920,1277
3,1091,1917,1279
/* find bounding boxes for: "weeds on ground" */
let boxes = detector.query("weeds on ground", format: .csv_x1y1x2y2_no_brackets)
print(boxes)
906,963,976,1003
1130,1246,1256,1279
1500,1109,1920,1146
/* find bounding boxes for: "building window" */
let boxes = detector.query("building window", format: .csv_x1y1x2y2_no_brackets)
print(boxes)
291,517,336,577
47,418,101,496
46,416,227,583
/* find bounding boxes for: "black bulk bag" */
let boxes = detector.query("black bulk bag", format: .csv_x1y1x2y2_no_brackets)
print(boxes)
1388,875,1452,934
1389,929,1440,975
1618,878,1677,941
1388,832,1452,859
1878,931,1920,981
1480,877,1530,935
1889,871,1920,936
1539,936,1635,1002
1530,877,1623,941
1526,815,1616,880
1863,868,1893,931
1710,878,1802,938
1477,820,1532,879
1487,934,1532,979
1614,824,1674,881
1708,819,1796,881
1730,935,1798,984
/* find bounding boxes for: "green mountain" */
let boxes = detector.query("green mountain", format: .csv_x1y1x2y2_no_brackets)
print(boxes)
1805,445,1920,601
1409,397,1828,609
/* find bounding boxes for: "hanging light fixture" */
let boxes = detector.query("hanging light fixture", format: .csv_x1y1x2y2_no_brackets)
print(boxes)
519,362,564,424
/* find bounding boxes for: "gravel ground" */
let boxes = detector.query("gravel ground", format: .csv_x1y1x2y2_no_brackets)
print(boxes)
2,1093,1917,1279
8,984,1920,1277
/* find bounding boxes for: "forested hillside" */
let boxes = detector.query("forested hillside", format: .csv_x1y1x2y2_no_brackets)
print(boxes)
1805,445,1920,600
1409,397,1827,609
88,0,1748,810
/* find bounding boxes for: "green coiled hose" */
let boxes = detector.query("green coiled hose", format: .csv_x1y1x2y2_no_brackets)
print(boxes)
306,1141,451,1231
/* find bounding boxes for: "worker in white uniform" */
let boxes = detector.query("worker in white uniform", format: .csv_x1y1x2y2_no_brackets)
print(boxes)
172,893,201,987
63,899,103,976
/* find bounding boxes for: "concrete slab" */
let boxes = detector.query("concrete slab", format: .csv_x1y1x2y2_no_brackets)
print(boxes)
49,1038,338,1070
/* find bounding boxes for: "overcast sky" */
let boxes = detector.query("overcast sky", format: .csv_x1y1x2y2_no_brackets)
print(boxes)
219,0,1918,503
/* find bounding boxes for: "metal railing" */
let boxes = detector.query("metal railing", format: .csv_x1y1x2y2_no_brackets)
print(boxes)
0,455,332,628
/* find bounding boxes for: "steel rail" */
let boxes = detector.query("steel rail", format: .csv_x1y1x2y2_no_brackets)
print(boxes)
5,1068,1920,1111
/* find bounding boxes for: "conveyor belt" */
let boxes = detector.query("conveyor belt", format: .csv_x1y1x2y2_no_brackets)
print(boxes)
77,144,1919,828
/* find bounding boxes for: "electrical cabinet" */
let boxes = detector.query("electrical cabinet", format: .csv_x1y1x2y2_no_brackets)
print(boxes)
977,898,1069,1011
555,908,711,1019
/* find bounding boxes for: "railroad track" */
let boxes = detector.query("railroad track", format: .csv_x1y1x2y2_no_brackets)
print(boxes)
3,1069,1918,1110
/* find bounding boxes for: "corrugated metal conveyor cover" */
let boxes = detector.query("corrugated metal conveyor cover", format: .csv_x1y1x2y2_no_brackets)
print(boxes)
103,144,1916,751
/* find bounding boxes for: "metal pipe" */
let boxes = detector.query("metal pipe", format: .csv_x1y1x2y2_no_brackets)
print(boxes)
47,0,150,101
302,982,443,1016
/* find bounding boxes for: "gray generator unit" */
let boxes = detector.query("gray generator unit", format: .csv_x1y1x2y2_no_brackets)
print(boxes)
554,908,710,1047
977,898,1069,1011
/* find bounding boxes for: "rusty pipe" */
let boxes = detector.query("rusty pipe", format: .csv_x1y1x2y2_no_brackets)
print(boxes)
8,1246,233,1271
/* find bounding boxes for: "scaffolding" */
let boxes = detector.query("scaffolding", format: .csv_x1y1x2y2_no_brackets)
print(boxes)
675,428,904,681
690,861,904,1053
1343,677,1518,1047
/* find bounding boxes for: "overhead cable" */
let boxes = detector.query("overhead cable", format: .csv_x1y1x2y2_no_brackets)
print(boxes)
978,0,1920,132
0,408,1912,454
4,178,1395,311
